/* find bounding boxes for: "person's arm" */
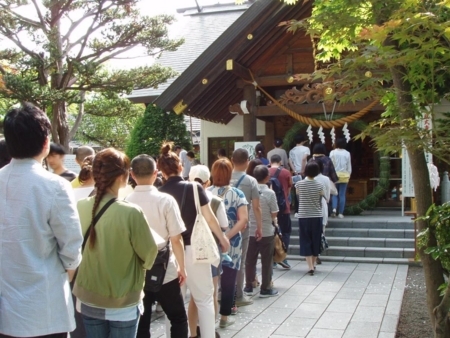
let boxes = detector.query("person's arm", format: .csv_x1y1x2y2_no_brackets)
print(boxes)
288,155,295,173
216,201,229,230
170,234,186,286
50,180,83,280
201,203,230,252
300,153,308,176
226,205,248,239
347,152,352,174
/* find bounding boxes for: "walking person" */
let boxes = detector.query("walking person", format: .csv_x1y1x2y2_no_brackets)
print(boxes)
269,154,292,269
330,138,352,218
125,155,188,338
73,148,158,338
0,103,83,338
245,165,279,297
289,135,310,216
158,142,230,338
295,161,324,275
267,138,289,169
208,158,249,328
230,148,262,308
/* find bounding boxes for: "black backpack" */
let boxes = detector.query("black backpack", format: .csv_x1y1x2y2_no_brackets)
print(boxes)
269,167,286,212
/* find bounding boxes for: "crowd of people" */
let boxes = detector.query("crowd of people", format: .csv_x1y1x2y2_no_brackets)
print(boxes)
0,103,351,338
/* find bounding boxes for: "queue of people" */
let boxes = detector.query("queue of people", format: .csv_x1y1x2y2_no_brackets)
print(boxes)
0,102,352,338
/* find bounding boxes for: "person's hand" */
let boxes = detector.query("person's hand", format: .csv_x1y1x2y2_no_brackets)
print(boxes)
177,267,187,286
220,235,230,253
66,269,76,282
255,228,263,241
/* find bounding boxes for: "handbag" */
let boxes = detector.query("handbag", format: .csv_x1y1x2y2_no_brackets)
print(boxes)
191,182,221,267
336,171,350,183
273,224,287,263
320,234,329,254
144,241,170,293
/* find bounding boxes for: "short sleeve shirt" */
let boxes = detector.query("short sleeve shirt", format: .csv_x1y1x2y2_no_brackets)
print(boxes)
268,166,292,214
267,148,289,169
289,145,311,173
208,186,248,270
125,185,186,284
249,184,278,237
159,176,208,246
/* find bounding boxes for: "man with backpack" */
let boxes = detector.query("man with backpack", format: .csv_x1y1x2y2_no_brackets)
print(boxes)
269,154,292,269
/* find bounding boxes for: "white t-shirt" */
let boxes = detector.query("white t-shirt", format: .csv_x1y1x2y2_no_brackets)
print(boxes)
205,190,228,230
289,145,310,173
125,185,186,284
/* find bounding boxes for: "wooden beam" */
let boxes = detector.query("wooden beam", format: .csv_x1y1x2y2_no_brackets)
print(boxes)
226,59,253,83
256,102,385,117
236,74,319,88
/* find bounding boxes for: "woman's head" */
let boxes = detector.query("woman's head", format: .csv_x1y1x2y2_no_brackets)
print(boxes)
255,143,266,158
304,161,320,178
312,143,327,156
211,158,233,187
89,148,130,247
157,142,181,178
246,159,262,177
78,155,94,185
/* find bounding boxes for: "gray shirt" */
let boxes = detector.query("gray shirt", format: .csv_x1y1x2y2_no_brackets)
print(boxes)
249,184,278,237
0,159,83,337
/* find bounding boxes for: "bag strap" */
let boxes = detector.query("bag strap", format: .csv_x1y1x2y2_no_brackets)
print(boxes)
193,182,201,215
273,167,282,179
234,174,246,189
82,198,116,252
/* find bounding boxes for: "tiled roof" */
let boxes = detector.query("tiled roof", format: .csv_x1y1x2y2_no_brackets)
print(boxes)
128,3,248,103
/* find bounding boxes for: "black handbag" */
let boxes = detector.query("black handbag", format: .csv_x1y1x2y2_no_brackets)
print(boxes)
144,241,171,293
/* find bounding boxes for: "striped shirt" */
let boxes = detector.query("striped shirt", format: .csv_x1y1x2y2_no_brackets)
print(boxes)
295,178,324,218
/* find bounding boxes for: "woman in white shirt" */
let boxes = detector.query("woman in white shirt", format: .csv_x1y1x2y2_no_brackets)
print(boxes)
329,138,352,218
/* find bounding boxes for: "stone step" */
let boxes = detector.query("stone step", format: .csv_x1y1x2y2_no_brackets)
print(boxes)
289,227,415,238
290,217,413,230
288,236,415,248
285,254,413,265
287,245,415,259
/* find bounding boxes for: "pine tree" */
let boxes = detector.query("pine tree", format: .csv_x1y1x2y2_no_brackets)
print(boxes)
126,105,192,159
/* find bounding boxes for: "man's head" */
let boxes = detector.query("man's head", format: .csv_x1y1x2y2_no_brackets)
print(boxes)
46,143,66,170
3,103,51,159
187,151,195,161
294,134,306,145
231,148,249,169
130,154,157,185
174,145,182,156
75,146,95,166
253,164,270,184
270,154,282,166
274,138,283,148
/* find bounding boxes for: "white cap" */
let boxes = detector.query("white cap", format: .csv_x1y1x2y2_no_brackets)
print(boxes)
189,165,210,184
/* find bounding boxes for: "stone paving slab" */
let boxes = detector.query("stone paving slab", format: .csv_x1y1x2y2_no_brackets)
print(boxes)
150,261,408,337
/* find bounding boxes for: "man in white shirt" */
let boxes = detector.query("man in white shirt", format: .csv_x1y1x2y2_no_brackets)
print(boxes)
175,145,191,180
289,134,310,176
0,103,83,338
126,154,188,338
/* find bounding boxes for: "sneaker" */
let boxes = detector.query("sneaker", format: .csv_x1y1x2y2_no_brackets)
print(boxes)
259,289,279,298
278,259,291,269
230,306,238,315
243,286,254,296
219,317,235,328
235,296,253,307
294,213,299,218
155,303,163,313
338,214,344,219
331,209,336,218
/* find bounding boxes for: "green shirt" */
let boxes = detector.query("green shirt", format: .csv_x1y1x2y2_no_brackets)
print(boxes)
73,194,157,308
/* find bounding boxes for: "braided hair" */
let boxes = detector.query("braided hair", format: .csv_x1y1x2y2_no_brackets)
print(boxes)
89,148,130,248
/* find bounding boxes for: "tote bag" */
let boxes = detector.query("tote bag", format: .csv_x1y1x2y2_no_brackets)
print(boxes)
191,182,221,267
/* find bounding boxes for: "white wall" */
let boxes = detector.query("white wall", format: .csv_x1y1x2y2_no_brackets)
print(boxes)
200,115,266,163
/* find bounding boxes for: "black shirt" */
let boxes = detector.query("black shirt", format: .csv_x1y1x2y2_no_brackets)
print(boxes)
159,176,209,246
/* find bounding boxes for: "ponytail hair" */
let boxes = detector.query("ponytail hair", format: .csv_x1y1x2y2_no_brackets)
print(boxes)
78,155,94,185
89,148,130,248
255,143,266,159
157,141,181,177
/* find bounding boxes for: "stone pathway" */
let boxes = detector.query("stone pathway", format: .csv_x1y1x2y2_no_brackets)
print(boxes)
150,261,407,337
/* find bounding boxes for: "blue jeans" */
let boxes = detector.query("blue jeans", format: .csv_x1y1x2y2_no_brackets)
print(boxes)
331,183,348,215
82,314,139,338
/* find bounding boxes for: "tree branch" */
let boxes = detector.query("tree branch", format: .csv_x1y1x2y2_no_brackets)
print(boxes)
0,4,44,30
30,0,48,33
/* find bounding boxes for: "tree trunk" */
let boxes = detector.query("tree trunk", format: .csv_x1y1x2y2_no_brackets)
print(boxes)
390,63,450,337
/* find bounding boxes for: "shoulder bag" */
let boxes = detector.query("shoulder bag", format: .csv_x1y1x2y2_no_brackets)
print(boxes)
191,182,221,267
273,223,287,263
144,184,188,293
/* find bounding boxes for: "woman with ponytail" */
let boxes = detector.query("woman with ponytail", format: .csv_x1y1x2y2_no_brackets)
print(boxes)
73,148,157,338
255,143,269,165
158,142,230,338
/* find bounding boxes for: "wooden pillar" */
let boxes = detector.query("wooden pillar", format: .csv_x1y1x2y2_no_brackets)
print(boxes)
243,84,257,141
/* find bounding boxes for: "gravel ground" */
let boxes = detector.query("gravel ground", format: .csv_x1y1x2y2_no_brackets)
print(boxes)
396,266,433,338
